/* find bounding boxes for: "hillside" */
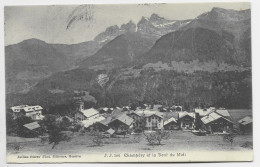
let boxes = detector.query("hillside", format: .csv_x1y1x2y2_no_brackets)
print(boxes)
52,40,102,66
6,68,252,110
5,39,103,94
140,8,251,69
78,14,191,69
5,39,70,94
78,32,155,70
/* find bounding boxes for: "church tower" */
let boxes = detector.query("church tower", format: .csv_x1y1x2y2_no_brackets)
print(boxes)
74,99,85,122
75,99,84,112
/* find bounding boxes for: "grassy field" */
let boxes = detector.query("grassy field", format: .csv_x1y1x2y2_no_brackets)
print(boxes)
7,130,252,156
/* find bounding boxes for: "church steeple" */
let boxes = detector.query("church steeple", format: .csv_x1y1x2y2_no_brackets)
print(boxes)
75,99,84,112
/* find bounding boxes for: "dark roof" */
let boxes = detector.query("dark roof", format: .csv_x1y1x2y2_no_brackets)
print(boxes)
178,111,195,119
163,112,179,121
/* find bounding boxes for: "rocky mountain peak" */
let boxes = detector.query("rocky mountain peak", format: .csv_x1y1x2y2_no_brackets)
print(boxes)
197,7,250,21
150,13,164,22
138,16,150,25
120,20,136,32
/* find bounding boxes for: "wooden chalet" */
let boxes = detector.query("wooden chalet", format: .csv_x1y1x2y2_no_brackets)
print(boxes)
108,113,134,134
94,117,113,132
178,111,196,130
164,117,179,130
127,111,146,130
163,111,179,130
200,111,233,133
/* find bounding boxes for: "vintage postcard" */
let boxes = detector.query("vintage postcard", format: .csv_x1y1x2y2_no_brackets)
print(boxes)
4,2,252,163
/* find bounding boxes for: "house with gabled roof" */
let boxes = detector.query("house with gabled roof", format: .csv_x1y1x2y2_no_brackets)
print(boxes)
178,111,196,130
81,115,106,129
164,117,179,130
10,105,44,120
94,117,113,132
128,109,164,131
127,111,146,130
163,112,179,130
108,113,134,134
200,111,233,134
145,111,164,130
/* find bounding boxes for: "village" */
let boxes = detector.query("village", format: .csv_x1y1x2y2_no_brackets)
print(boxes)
7,97,252,140
5,87,253,158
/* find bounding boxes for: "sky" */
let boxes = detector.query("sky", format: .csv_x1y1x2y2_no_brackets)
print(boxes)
4,2,250,46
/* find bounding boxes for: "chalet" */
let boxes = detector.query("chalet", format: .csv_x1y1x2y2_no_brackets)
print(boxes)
164,117,179,130
163,112,179,130
81,115,105,129
10,105,44,120
94,117,113,132
129,110,164,130
200,112,233,134
178,111,196,130
10,105,28,118
108,114,134,134
127,111,146,130
143,110,164,130
238,116,252,134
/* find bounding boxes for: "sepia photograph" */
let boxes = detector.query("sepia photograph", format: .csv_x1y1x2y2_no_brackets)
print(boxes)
4,2,253,163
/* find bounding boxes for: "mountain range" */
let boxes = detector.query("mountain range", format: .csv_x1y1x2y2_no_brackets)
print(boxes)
5,13,191,93
5,8,252,110
140,7,251,67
